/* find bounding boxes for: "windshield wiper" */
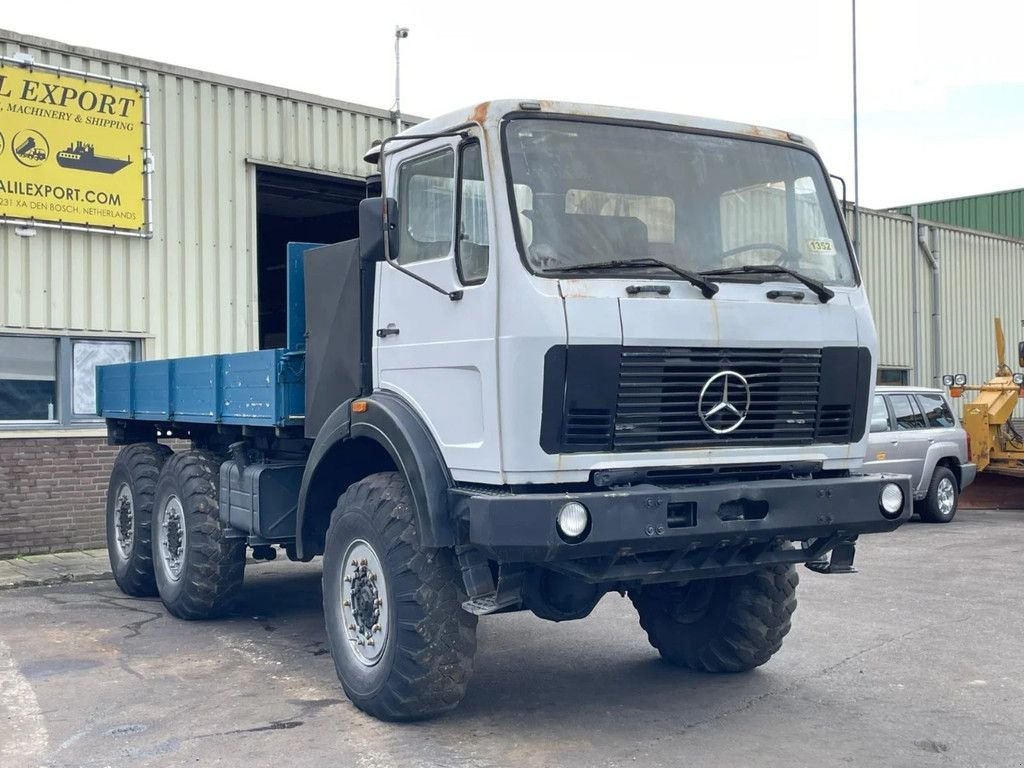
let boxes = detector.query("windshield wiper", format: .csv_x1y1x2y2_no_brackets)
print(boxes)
542,258,718,299
700,264,835,303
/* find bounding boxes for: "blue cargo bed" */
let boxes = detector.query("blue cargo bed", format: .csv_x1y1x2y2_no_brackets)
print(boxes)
97,349,304,428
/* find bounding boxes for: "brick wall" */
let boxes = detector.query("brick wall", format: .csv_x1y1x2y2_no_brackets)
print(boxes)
0,437,186,558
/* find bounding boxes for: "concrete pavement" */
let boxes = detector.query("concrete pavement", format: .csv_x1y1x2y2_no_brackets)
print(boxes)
0,510,1022,767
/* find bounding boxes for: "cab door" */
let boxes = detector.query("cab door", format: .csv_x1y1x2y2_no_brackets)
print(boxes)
373,136,501,483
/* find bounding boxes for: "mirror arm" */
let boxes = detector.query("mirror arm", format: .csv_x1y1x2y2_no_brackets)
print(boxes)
376,129,471,302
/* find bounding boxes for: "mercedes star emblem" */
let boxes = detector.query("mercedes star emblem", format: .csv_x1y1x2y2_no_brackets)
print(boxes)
697,370,751,434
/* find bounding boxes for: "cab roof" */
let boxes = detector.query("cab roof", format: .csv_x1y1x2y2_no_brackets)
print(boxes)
397,99,815,150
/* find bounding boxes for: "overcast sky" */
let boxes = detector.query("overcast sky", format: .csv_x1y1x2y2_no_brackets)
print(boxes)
11,0,1023,208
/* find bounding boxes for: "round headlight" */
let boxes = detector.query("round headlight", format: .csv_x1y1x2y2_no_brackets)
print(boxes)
1013,373,1024,386
879,483,904,519
953,373,967,387
942,374,954,387
557,501,591,542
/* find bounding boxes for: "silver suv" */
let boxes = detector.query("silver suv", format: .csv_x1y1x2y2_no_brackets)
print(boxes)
863,386,976,523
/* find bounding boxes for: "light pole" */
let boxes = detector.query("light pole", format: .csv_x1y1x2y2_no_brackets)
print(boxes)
851,0,860,255
393,26,409,135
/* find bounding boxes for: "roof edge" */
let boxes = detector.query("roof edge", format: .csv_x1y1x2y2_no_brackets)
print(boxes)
0,27,424,124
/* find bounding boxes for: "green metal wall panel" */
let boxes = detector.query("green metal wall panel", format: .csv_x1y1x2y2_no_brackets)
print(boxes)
894,188,1024,240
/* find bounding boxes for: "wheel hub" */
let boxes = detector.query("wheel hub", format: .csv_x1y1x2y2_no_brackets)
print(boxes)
937,477,955,515
159,495,187,581
340,540,388,666
113,483,134,559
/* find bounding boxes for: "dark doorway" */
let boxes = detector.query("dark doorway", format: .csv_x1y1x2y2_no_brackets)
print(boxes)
255,167,364,349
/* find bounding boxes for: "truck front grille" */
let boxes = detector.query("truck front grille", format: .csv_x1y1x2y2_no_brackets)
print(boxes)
615,347,822,450
539,345,870,454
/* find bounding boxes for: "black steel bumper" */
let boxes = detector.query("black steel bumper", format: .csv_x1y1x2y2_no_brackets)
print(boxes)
453,473,911,580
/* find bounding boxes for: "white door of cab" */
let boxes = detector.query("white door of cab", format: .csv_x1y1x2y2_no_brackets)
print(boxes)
373,136,501,483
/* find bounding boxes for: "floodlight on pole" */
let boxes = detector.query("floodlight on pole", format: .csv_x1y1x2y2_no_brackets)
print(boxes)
393,26,409,135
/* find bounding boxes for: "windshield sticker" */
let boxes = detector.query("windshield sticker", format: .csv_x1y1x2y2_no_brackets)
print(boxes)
807,238,837,255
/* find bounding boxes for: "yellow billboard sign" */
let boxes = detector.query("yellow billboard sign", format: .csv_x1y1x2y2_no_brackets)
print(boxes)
0,58,149,234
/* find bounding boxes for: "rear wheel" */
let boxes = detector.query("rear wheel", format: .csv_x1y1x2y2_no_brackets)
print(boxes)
106,443,173,597
323,472,477,720
152,450,246,619
630,565,798,672
920,466,959,524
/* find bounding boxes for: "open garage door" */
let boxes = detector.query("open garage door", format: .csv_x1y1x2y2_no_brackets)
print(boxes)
255,167,365,349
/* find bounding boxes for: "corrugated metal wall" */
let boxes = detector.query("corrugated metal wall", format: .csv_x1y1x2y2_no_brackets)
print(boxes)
853,207,1024,414
894,188,1024,241
0,32,394,359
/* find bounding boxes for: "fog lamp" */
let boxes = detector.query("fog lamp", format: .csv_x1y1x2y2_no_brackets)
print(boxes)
557,502,591,542
879,483,904,519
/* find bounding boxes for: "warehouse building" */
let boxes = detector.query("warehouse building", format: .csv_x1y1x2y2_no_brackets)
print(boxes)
0,29,399,555
892,187,1024,241
2,29,1023,556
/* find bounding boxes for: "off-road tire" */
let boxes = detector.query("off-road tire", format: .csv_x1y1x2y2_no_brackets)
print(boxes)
106,442,173,597
920,465,959,524
323,471,477,721
630,565,799,673
152,450,246,619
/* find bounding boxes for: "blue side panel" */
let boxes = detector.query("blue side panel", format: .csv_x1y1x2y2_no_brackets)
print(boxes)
172,356,220,423
220,350,283,425
134,361,171,420
97,349,305,428
286,242,324,354
96,363,132,418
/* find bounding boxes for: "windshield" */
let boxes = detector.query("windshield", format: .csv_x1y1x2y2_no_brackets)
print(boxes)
503,118,856,285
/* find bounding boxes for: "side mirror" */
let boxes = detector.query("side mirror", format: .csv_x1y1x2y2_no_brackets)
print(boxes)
358,196,398,264
1018,340,1024,369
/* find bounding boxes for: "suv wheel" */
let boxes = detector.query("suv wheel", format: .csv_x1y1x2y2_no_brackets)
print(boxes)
921,466,959,524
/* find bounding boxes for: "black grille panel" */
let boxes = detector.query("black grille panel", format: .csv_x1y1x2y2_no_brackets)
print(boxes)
539,344,871,454
615,347,823,450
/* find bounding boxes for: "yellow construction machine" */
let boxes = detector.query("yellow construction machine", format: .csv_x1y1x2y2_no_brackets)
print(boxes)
943,318,1024,477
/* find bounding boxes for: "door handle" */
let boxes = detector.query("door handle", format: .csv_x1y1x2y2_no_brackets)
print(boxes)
376,325,400,338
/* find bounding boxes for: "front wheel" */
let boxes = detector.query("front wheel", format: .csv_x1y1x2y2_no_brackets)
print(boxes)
920,466,959,523
323,472,477,721
630,565,798,673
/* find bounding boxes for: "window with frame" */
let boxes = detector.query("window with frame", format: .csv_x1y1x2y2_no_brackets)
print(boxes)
456,141,490,284
877,368,909,386
398,149,455,265
916,393,956,428
889,394,926,431
0,334,137,426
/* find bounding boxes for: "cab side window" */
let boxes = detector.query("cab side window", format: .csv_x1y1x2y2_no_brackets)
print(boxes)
456,141,489,284
870,395,891,433
917,393,956,428
889,394,926,431
397,149,455,265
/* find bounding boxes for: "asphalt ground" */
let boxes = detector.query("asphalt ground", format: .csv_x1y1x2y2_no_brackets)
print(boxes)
1,510,1022,768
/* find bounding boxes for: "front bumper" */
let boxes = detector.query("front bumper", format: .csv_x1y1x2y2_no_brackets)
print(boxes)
454,473,911,578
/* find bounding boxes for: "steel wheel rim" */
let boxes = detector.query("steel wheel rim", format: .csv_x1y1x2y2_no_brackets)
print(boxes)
113,482,135,560
158,495,187,582
937,477,955,515
340,539,389,666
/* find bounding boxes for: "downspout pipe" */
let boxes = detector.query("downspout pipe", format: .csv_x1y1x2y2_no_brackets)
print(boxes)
917,223,940,385
910,206,921,385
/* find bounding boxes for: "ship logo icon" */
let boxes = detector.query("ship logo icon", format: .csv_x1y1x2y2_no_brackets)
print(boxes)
56,141,132,174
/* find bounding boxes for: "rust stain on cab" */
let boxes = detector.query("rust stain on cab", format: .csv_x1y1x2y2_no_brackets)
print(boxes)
471,101,491,126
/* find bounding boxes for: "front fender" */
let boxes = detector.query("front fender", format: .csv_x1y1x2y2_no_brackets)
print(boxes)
295,393,455,558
